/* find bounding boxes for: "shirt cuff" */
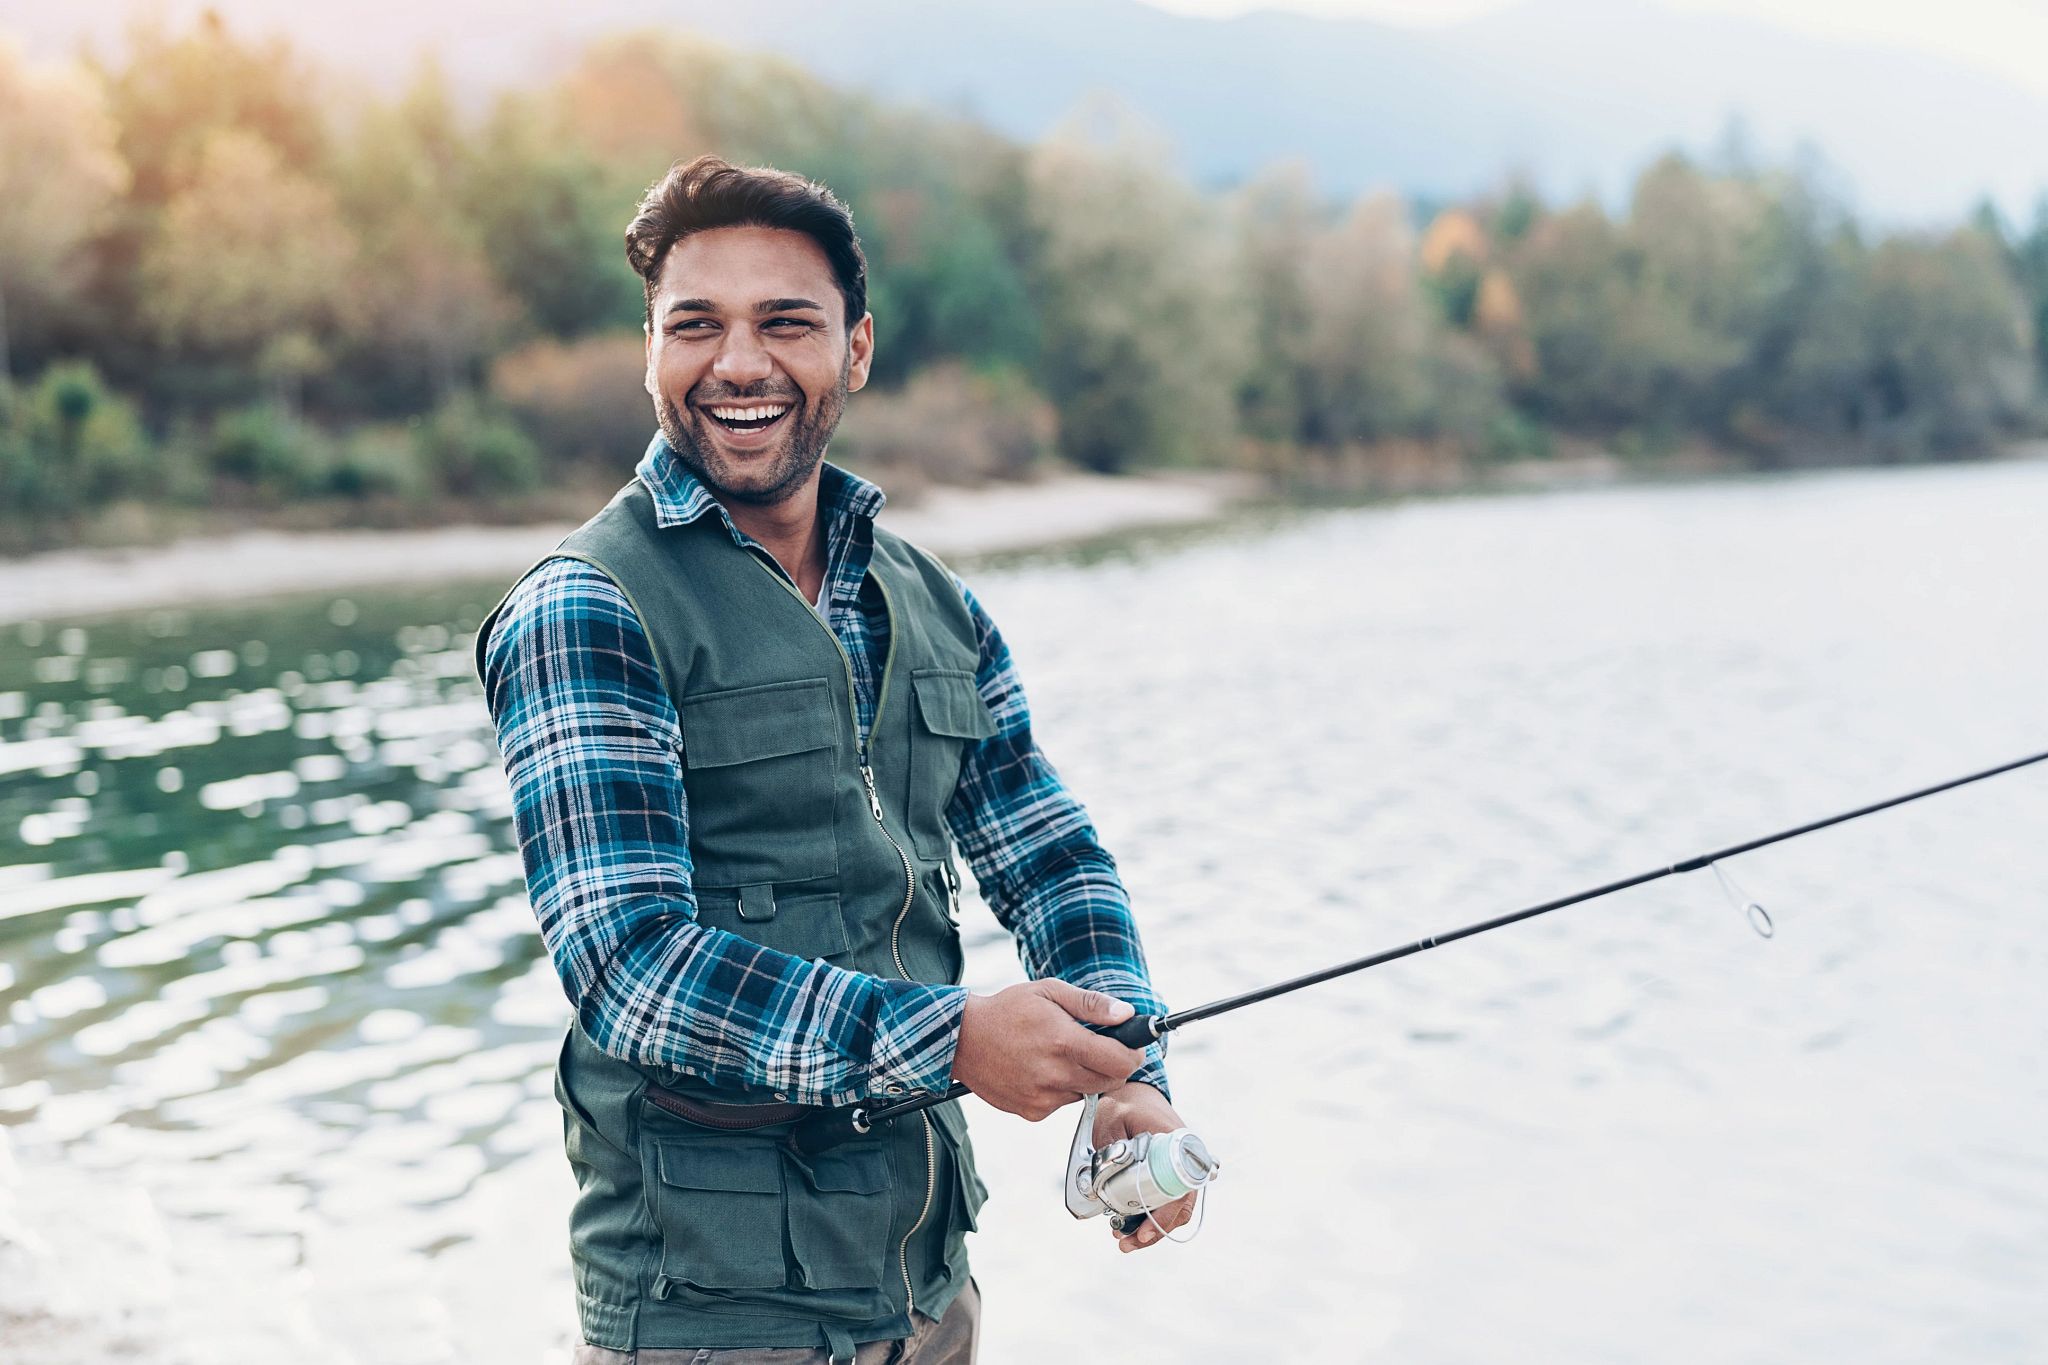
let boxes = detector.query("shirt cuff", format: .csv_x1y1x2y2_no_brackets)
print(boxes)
1126,1044,1171,1103
865,979,970,1100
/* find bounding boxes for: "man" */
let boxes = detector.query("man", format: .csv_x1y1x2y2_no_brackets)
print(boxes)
477,156,1192,1365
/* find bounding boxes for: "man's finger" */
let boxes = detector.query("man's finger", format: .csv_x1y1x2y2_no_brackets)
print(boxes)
1062,1029,1146,1083
1035,978,1133,1027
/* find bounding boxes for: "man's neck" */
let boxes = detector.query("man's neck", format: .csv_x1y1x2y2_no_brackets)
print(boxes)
721,468,828,604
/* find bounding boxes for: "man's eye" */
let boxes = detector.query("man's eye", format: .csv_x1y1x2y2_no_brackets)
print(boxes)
670,319,715,334
764,318,813,332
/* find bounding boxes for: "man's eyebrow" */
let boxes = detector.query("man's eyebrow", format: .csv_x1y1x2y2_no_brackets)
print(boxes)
662,297,827,317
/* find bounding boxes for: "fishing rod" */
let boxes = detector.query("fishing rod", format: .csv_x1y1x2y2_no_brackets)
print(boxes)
790,746,2048,1230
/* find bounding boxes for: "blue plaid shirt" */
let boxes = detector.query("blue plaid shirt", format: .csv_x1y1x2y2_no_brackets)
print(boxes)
480,437,1168,1107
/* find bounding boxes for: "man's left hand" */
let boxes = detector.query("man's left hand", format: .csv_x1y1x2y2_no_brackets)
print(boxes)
1090,1081,1197,1253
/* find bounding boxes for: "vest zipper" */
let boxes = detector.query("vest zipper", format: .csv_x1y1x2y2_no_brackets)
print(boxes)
900,1114,935,1316
739,545,930,1315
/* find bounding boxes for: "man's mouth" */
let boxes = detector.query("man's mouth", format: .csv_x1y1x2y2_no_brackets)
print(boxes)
702,401,794,434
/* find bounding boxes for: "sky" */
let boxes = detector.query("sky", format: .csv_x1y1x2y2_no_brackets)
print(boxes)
1140,0,2048,98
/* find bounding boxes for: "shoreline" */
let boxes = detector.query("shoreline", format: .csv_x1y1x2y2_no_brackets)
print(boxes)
0,470,1257,626
7,442,2043,626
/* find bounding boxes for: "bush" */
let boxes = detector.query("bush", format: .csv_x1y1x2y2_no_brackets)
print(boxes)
415,393,542,496
488,331,652,468
330,425,431,501
206,403,333,496
831,363,1057,489
0,362,153,514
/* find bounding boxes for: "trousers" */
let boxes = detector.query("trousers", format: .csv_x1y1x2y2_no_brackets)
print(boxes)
572,1279,980,1365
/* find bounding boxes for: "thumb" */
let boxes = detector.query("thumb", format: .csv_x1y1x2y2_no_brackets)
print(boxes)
1035,978,1135,1026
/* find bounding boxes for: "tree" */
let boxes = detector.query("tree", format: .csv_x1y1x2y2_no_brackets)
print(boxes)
1228,163,1321,443
1860,228,2033,455
2014,199,2048,392
138,128,358,406
97,13,329,209
334,66,517,407
1025,105,1247,471
461,94,643,338
0,43,128,399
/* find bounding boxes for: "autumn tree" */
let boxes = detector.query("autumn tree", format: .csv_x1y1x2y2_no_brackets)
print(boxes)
139,128,358,407
0,43,128,400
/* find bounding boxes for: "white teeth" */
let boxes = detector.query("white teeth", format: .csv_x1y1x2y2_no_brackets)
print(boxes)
708,404,790,423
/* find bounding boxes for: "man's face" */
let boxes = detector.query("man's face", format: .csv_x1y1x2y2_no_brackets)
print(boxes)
644,225,874,506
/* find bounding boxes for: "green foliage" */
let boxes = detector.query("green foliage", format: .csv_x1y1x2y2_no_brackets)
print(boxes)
2007,200,2048,394
461,97,643,338
414,394,543,496
1,12,2042,542
0,361,151,513
1026,106,1247,472
330,426,431,501
205,403,333,494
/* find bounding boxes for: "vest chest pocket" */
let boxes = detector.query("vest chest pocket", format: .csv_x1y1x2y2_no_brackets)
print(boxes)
907,670,997,859
681,678,840,887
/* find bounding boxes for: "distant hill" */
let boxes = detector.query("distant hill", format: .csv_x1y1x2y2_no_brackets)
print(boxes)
16,0,2048,222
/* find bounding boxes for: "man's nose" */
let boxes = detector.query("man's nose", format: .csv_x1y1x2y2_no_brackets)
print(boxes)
710,327,774,388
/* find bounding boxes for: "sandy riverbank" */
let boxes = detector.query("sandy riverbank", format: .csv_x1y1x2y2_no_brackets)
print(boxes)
0,470,1256,625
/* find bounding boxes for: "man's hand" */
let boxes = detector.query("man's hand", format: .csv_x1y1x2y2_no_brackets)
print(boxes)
950,980,1147,1122
1092,1081,1197,1252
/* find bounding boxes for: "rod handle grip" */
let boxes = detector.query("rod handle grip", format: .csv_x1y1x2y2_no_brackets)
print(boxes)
1093,1014,1162,1050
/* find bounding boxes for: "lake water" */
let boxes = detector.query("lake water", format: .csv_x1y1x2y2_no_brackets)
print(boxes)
3,461,2045,1363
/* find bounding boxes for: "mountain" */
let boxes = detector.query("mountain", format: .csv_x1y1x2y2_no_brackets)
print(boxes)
14,0,2047,223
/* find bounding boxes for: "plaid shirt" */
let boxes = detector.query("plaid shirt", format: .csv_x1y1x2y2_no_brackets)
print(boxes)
480,436,1168,1107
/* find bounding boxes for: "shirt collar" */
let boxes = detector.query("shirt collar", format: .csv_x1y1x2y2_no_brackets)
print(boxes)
634,433,886,544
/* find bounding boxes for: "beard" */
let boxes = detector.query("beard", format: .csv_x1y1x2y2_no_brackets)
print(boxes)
654,355,850,507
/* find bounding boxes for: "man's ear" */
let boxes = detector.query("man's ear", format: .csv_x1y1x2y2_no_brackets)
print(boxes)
846,313,875,394
643,320,658,399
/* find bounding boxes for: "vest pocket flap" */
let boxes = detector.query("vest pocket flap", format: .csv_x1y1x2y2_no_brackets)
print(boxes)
682,678,837,768
657,1142,784,1194
803,1148,890,1195
912,670,997,740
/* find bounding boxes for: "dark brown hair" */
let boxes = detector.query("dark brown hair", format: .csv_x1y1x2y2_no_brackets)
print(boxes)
624,155,868,329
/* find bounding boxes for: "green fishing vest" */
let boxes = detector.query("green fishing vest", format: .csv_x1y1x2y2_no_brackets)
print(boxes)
480,478,994,1358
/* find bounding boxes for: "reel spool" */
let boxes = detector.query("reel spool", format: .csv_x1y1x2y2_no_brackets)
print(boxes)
1064,1092,1220,1239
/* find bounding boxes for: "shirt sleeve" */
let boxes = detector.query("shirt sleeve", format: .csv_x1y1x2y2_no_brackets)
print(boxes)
943,576,1171,1099
480,556,967,1105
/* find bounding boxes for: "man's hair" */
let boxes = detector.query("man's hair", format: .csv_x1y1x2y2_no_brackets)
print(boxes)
625,155,868,330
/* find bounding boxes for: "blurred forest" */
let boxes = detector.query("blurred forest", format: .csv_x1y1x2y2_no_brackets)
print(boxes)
1,15,2044,550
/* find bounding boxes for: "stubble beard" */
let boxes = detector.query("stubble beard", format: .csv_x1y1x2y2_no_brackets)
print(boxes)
655,355,851,508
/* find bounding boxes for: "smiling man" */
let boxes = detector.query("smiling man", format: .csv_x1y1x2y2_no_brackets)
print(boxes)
476,156,1190,1364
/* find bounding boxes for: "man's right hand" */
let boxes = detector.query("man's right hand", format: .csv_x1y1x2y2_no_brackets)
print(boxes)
949,980,1148,1121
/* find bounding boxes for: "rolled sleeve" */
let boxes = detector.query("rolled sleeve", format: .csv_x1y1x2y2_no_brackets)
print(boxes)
941,577,1171,1099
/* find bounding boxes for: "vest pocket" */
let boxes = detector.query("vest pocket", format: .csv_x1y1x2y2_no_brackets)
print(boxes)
653,1142,787,1289
694,885,853,961
784,1147,894,1288
681,678,840,886
650,1137,898,1310
907,670,997,859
